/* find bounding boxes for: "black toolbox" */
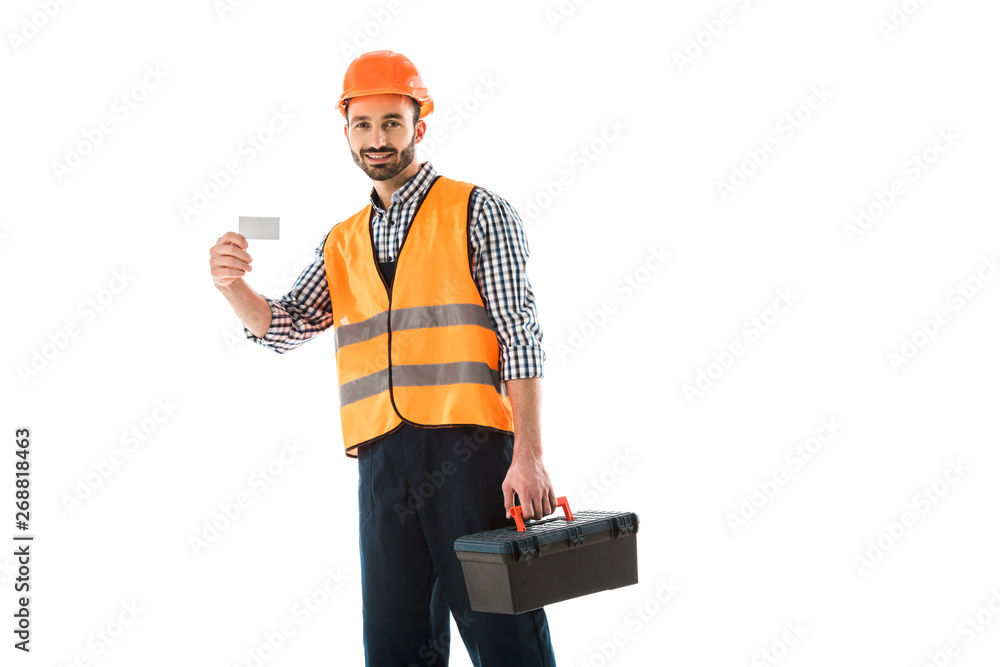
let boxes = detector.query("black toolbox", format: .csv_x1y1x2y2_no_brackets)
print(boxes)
454,497,639,614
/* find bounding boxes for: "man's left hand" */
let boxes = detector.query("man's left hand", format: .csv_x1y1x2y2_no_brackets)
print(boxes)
502,442,557,521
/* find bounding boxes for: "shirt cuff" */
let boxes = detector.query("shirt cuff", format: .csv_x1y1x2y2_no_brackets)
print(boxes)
500,345,545,382
243,299,289,346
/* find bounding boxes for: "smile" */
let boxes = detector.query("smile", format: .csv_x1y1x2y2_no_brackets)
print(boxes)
365,152,393,163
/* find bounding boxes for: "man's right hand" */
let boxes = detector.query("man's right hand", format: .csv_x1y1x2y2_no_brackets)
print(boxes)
210,232,253,288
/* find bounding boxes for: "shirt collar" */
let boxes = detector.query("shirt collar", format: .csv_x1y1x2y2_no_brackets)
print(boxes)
369,161,437,212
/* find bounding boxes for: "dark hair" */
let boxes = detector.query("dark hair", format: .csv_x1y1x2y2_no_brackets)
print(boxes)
345,97,421,126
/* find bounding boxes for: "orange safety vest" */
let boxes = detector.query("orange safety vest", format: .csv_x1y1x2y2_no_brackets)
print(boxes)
323,175,515,457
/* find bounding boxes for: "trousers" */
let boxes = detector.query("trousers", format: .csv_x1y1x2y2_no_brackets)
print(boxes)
358,421,557,666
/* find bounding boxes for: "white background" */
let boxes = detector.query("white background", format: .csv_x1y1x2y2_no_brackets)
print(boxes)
3,1,1000,665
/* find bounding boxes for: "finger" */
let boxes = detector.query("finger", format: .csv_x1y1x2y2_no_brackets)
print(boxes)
219,231,248,248
215,244,252,264
503,483,514,519
522,498,537,521
541,493,554,518
214,256,251,272
213,268,246,279
547,489,558,517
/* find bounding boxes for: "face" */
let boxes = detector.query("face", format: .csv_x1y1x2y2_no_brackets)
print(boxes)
344,94,424,181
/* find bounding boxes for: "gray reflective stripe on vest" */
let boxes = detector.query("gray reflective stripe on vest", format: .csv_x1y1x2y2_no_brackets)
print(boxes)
339,369,389,407
335,311,389,350
339,361,501,407
335,303,493,350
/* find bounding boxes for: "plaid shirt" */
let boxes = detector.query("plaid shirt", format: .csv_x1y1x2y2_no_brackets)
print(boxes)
244,161,545,381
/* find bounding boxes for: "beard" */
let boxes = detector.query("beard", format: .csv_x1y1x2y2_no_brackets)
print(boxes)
351,133,417,181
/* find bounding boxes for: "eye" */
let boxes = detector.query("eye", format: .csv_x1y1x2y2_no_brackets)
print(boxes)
386,121,400,128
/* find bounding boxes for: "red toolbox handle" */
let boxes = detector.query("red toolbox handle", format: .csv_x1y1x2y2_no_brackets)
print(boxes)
511,496,575,532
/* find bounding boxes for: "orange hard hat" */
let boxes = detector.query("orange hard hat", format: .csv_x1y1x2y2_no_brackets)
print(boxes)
338,50,434,120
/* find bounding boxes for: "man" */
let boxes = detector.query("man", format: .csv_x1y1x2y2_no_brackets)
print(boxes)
208,50,558,666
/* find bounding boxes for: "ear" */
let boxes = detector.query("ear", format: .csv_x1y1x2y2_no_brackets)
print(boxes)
343,124,349,141
414,119,427,145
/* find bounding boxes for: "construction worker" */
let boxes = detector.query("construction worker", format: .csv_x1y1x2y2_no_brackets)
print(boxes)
208,50,558,666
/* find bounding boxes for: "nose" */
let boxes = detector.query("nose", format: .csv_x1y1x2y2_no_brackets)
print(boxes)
369,124,388,149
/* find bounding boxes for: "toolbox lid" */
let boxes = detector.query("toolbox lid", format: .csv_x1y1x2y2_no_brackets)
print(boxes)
454,510,639,556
